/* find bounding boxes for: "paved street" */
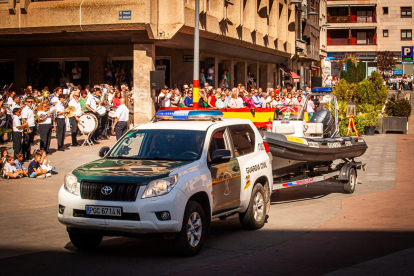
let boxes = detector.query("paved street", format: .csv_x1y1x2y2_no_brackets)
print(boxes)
1,121,414,275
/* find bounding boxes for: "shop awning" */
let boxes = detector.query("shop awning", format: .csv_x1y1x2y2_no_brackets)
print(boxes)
311,65,320,70
281,66,300,83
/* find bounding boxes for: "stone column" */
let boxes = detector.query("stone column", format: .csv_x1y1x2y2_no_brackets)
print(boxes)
14,57,27,92
260,64,267,90
230,59,235,88
236,62,247,87
89,54,104,85
214,56,219,88
267,63,276,88
133,44,155,126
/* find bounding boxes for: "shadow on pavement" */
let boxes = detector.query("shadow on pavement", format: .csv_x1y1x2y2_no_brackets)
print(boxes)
1,227,414,276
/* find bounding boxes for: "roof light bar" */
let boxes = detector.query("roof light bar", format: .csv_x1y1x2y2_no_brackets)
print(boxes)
156,110,224,121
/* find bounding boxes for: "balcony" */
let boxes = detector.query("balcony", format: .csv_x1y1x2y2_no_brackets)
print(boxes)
327,15,376,24
328,29,377,46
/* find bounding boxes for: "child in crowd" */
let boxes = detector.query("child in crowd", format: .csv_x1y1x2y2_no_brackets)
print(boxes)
3,156,22,179
39,150,58,175
28,151,49,179
14,153,28,177
0,148,8,174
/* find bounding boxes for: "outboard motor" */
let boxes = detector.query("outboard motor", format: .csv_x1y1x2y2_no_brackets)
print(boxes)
309,109,335,138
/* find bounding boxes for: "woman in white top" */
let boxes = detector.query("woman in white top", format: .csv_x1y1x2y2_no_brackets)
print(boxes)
37,102,54,153
270,95,282,108
285,93,294,104
228,91,243,108
307,96,316,120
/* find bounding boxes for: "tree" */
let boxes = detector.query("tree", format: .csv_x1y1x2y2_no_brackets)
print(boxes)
376,51,396,73
340,59,366,84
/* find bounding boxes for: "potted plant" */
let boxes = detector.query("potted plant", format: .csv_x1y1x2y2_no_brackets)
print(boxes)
360,104,380,136
383,94,411,134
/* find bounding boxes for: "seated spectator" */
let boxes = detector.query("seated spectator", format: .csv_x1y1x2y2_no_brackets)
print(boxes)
28,151,49,179
14,153,28,177
3,156,22,179
39,150,58,175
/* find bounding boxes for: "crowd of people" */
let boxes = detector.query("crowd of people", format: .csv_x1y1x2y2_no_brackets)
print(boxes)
0,83,133,179
157,82,312,110
383,74,414,91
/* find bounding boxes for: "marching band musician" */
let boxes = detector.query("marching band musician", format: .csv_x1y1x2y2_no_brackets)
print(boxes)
55,94,67,151
85,88,102,143
51,87,62,107
37,102,54,153
12,108,28,155
68,91,82,147
5,91,16,142
113,98,129,140
21,96,35,161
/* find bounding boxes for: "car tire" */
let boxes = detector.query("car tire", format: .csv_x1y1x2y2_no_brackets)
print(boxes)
239,184,266,230
174,201,206,257
68,228,103,250
343,168,357,194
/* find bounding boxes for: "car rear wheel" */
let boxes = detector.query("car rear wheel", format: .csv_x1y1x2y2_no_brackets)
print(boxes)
239,184,266,230
67,227,103,250
174,201,206,257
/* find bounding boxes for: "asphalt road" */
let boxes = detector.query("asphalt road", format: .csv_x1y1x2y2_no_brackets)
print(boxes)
0,130,413,276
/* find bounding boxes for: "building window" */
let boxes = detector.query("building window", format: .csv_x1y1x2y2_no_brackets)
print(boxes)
401,7,412,18
383,7,388,14
383,29,389,37
401,29,412,40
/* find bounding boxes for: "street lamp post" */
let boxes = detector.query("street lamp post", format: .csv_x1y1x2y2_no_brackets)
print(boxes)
193,0,200,109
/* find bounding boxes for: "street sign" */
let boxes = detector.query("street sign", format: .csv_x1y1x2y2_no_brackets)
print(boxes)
401,46,413,61
183,55,194,62
119,10,131,20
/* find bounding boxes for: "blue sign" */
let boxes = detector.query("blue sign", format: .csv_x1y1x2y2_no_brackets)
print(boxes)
394,69,403,75
119,10,131,20
402,46,413,61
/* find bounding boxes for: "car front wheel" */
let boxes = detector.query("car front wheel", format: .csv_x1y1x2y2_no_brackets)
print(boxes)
67,227,103,250
174,201,206,257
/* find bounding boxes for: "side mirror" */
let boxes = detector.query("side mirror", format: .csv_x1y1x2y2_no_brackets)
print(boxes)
99,146,110,158
211,149,232,164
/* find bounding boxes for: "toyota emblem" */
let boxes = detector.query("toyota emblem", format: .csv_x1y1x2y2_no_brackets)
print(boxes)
101,186,113,195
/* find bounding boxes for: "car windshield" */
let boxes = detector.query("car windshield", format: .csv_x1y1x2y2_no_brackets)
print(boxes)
107,129,206,161
273,104,304,120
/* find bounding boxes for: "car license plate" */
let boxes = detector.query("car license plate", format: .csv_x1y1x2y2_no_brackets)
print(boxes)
86,206,122,217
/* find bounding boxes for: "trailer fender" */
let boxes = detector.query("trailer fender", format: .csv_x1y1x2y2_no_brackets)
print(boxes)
339,163,357,182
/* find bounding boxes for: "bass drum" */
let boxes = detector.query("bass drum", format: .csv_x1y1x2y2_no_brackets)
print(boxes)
108,110,117,119
78,114,98,134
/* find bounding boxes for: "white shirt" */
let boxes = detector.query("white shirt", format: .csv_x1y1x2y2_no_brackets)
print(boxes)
55,101,65,119
115,104,129,122
159,92,172,107
6,98,15,115
37,110,52,125
207,68,214,80
68,98,82,117
21,105,35,127
72,67,82,79
307,100,315,113
86,95,97,111
51,95,59,106
12,114,23,132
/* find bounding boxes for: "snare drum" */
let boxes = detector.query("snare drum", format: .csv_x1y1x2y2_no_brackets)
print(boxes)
96,105,106,117
108,110,117,119
78,114,98,134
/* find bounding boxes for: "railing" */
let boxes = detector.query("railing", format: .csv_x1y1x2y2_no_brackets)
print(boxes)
327,16,376,23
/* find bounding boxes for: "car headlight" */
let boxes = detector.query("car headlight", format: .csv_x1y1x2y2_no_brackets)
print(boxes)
142,175,178,199
64,172,79,196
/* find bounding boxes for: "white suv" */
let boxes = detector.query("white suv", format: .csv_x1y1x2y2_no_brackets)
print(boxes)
58,110,273,256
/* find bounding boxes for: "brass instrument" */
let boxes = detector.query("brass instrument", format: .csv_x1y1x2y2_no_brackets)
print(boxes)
64,106,76,118
42,91,50,99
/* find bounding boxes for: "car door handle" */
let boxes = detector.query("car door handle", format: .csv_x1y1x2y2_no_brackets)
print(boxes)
232,166,240,172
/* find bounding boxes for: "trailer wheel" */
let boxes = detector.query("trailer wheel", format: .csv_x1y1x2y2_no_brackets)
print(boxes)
239,184,266,230
343,167,357,194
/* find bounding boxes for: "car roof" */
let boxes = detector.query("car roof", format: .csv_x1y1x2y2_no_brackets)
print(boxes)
135,118,254,131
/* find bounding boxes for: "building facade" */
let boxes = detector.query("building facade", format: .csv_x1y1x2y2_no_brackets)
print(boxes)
0,0,326,124
326,0,414,77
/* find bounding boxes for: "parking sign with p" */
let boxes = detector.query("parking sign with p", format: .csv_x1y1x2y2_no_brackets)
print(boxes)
402,46,413,61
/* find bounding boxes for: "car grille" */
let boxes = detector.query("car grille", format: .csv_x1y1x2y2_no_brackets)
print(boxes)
80,181,141,202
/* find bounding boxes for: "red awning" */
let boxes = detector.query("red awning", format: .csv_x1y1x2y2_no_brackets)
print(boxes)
281,66,300,82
